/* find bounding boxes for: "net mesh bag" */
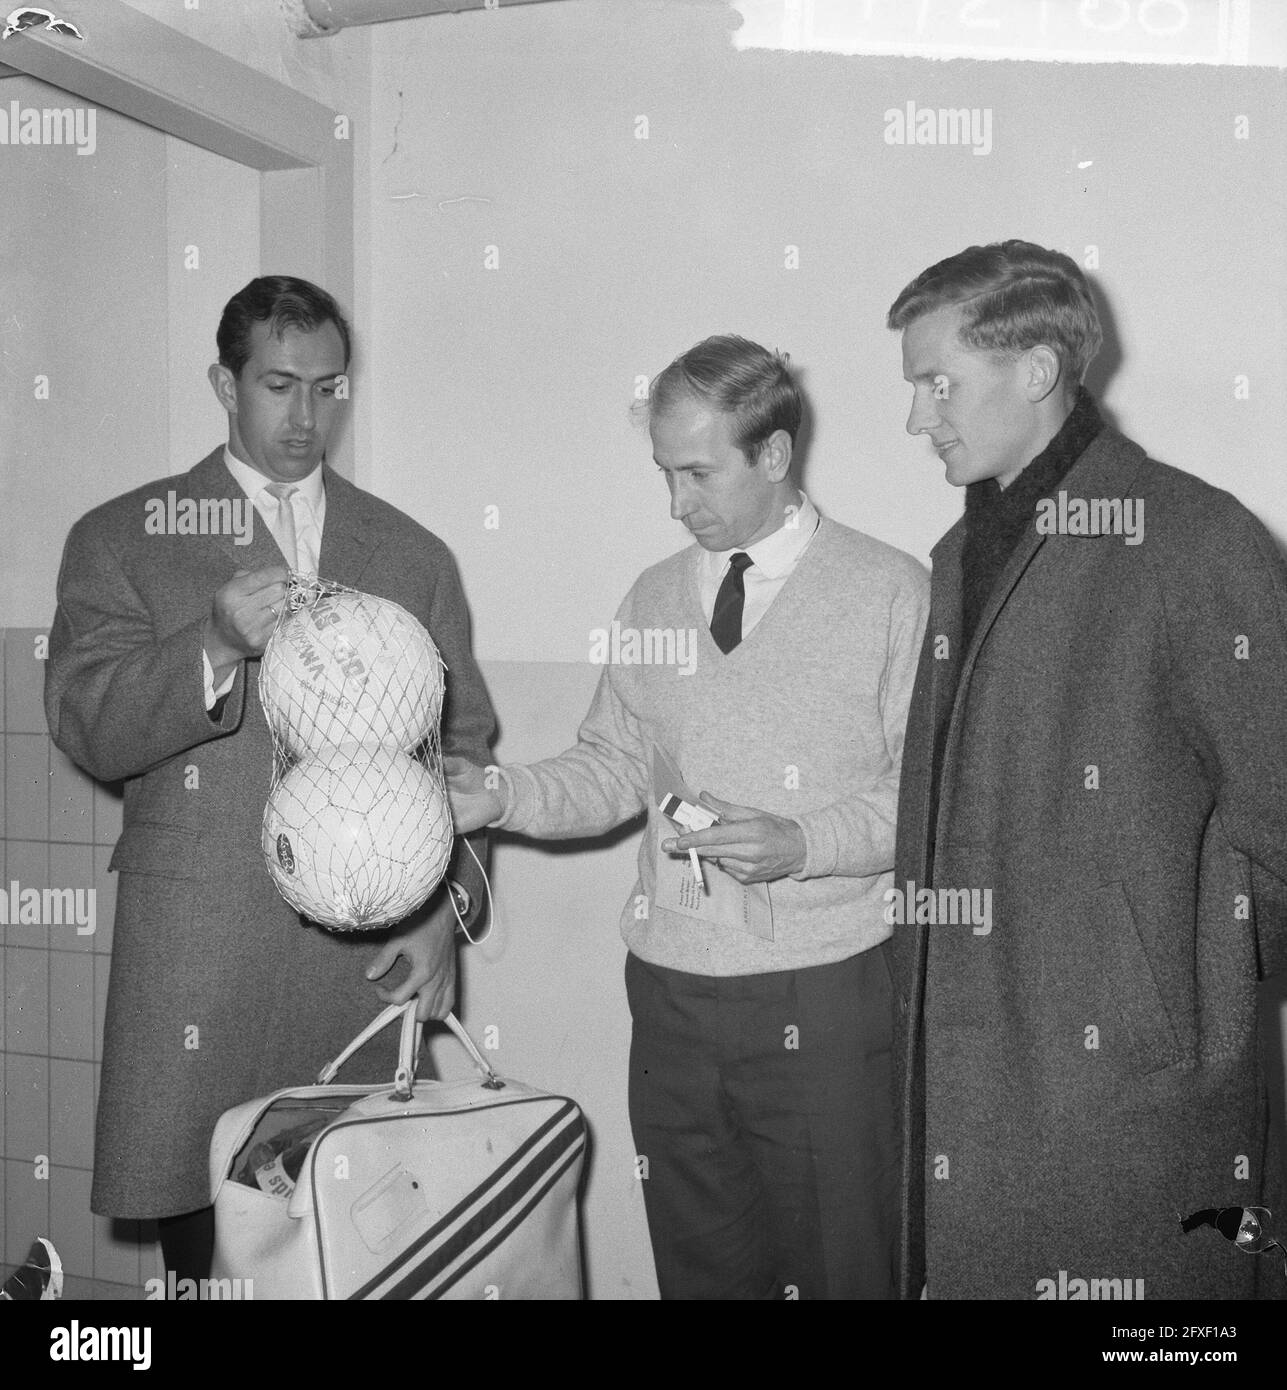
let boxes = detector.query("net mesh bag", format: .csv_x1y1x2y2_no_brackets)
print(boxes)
258,575,453,931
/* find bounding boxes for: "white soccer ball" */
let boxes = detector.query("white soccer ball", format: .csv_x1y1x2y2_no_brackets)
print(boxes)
262,745,453,930
259,590,444,758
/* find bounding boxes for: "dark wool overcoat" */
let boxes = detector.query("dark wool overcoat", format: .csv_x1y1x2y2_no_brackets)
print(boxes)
891,424,1287,1300
45,449,495,1218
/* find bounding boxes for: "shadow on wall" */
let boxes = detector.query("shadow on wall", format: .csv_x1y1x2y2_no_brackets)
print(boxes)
1084,274,1122,428
451,815,643,1028
1085,281,1286,556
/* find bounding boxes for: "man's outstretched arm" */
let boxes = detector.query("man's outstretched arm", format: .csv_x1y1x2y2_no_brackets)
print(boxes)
446,663,650,840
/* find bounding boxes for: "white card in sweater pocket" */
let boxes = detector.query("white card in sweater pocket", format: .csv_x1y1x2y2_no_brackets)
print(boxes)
653,822,774,940
650,744,773,940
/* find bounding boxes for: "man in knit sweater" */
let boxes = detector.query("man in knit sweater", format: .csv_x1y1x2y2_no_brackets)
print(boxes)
448,336,929,1299
886,241,1287,1299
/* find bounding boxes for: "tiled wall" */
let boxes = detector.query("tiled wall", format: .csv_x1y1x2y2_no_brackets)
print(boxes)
2,627,162,1299
2,642,655,1300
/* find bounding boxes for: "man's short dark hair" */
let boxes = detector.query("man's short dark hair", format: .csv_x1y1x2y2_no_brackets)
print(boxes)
647,334,803,464
216,276,352,378
886,240,1103,385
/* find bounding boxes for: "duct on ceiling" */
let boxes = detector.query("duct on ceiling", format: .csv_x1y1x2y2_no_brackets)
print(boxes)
281,0,569,39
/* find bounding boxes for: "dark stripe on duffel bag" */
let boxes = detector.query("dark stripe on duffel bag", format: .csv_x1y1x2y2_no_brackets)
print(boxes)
345,1098,583,1300
397,1121,586,1299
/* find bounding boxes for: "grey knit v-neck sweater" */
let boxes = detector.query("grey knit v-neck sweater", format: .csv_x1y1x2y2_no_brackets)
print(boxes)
496,517,929,976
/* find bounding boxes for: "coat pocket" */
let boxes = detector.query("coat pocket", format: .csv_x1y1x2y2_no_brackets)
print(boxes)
1082,880,1183,1074
108,821,201,879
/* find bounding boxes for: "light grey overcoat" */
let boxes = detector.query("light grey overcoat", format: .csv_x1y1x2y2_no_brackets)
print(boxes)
45,448,495,1218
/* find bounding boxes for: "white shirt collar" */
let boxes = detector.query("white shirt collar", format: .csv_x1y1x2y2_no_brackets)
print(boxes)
702,491,820,581
222,446,325,513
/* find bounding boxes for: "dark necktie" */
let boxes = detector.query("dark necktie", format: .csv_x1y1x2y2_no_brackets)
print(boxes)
710,551,753,653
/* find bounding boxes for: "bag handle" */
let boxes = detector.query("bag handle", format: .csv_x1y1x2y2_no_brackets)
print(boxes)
316,1002,504,1098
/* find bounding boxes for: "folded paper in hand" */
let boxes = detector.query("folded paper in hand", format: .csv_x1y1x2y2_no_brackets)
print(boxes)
650,744,773,941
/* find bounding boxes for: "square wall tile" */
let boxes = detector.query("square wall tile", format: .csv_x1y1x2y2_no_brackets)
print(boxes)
93,953,111,1062
93,780,124,849
49,1060,95,1174
47,1164,94,1281
4,1051,49,1161
48,843,95,954
63,1277,146,1300
141,1226,162,1289
49,742,94,844
50,954,95,1063
4,946,49,1056
4,1157,50,1273
5,733,49,843
2,840,49,950
93,1215,143,1287
92,846,116,955
4,629,48,734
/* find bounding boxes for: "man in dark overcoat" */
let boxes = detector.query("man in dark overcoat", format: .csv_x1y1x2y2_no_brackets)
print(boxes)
885,240,1287,1299
44,276,494,1285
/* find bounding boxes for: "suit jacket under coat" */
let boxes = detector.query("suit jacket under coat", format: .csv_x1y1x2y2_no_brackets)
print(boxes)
45,448,496,1218
890,423,1287,1300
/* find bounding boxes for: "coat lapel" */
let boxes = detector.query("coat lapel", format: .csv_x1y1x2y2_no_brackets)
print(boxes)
893,513,971,1296
182,452,395,585
896,516,965,890
182,448,289,573
317,466,380,589
929,427,1148,854
925,519,966,782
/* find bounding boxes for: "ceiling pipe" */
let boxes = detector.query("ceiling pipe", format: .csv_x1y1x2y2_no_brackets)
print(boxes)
280,0,571,39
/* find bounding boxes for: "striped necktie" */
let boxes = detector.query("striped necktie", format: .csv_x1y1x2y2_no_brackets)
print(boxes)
265,482,299,570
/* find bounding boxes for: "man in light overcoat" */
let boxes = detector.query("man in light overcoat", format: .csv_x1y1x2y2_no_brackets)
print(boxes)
45,276,494,1286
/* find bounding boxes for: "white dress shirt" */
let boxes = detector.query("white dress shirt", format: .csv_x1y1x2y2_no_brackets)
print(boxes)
223,447,326,575
202,449,327,707
698,491,821,640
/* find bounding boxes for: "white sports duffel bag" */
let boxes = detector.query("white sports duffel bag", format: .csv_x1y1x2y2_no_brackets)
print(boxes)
208,1002,587,1299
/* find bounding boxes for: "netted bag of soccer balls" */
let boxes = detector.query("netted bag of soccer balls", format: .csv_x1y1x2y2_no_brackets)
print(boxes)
258,575,453,930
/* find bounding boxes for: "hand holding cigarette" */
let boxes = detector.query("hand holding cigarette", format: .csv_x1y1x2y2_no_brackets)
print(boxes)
661,792,807,886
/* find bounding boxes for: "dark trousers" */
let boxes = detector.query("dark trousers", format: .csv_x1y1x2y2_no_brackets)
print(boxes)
157,1205,214,1285
625,946,896,1300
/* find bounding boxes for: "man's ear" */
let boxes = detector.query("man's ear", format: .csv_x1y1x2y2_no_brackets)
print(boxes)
761,428,793,482
1025,345,1063,404
207,361,237,415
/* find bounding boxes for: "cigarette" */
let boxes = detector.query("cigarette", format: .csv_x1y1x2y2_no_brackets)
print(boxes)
689,847,705,892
